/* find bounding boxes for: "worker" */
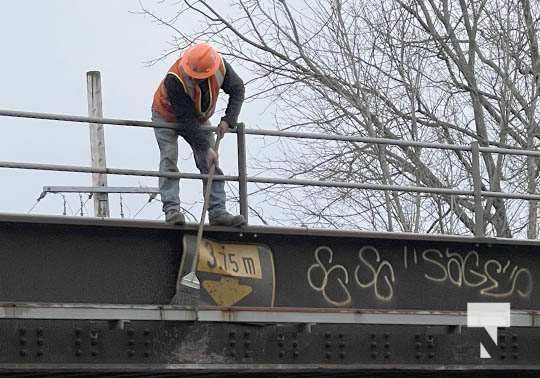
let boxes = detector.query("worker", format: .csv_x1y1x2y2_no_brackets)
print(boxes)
152,42,246,226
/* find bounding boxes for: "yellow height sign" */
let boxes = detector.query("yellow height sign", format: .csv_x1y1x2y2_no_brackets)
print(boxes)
197,239,263,280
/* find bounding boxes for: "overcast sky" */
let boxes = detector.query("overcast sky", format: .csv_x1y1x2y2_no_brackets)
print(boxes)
0,1,270,223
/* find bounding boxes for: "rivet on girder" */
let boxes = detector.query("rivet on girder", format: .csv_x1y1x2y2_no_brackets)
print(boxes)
143,329,150,336
144,340,150,347
229,331,236,339
370,333,376,340
75,338,82,346
19,350,27,357
18,329,26,335
128,350,135,357
325,332,331,339
91,350,98,357
292,341,298,348
293,350,299,358
128,339,135,346
37,337,44,346
513,353,519,359
36,350,43,357
75,349,82,357
415,352,422,359
279,351,285,358
384,352,391,359
277,333,284,341
512,344,518,350
278,341,284,347
325,352,331,359
338,333,344,339
415,342,421,350
414,334,420,341
19,338,27,346
339,342,345,349
74,328,82,336
244,340,251,348
428,352,435,359
91,340,98,346
371,352,377,359
339,352,345,359
36,328,43,336
144,351,150,358
127,329,135,337
325,342,331,349
384,342,390,349
244,331,250,339
244,351,251,358
370,342,377,349
500,353,506,360
384,333,390,339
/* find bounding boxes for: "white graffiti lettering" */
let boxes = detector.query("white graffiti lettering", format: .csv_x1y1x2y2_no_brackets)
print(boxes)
354,246,395,301
307,244,534,308
420,248,532,299
307,246,352,307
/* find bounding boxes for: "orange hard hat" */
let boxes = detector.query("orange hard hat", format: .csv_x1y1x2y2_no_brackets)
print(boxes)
180,43,221,79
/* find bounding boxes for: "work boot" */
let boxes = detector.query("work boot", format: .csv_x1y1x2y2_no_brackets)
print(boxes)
209,212,246,227
165,210,185,225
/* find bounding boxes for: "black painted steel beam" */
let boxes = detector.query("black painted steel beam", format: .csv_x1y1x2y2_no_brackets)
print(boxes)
1,213,540,373
0,319,536,373
1,213,539,310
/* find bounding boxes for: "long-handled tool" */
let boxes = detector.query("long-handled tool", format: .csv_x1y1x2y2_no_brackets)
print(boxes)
171,133,223,306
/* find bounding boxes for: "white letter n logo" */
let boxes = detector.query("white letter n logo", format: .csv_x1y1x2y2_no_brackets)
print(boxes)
467,303,510,358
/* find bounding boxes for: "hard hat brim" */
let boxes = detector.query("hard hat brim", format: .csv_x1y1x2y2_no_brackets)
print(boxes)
181,58,220,80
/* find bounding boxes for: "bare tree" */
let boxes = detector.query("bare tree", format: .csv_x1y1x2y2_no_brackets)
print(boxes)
141,0,540,237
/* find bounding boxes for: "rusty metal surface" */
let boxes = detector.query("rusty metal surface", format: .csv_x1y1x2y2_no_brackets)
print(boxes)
0,213,539,311
0,371,539,377
0,319,535,373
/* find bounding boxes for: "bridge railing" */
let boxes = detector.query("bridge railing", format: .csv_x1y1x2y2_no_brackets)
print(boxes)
1,108,540,237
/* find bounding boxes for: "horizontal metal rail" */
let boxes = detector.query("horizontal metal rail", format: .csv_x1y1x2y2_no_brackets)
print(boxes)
2,108,540,157
0,303,538,326
3,160,540,201
0,160,238,182
2,107,540,236
0,109,181,131
43,186,160,194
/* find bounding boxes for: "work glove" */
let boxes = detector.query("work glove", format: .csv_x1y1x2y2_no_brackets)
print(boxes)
216,120,230,138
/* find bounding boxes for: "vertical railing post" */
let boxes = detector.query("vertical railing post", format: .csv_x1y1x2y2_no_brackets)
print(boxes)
236,122,249,223
86,71,110,217
471,142,484,237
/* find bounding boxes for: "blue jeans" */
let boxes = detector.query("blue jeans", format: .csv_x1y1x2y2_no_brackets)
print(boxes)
152,111,227,217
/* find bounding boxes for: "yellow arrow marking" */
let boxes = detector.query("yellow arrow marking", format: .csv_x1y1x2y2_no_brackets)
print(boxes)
202,277,253,306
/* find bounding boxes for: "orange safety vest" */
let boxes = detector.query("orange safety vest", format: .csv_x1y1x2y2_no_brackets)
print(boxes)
152,54,226,123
